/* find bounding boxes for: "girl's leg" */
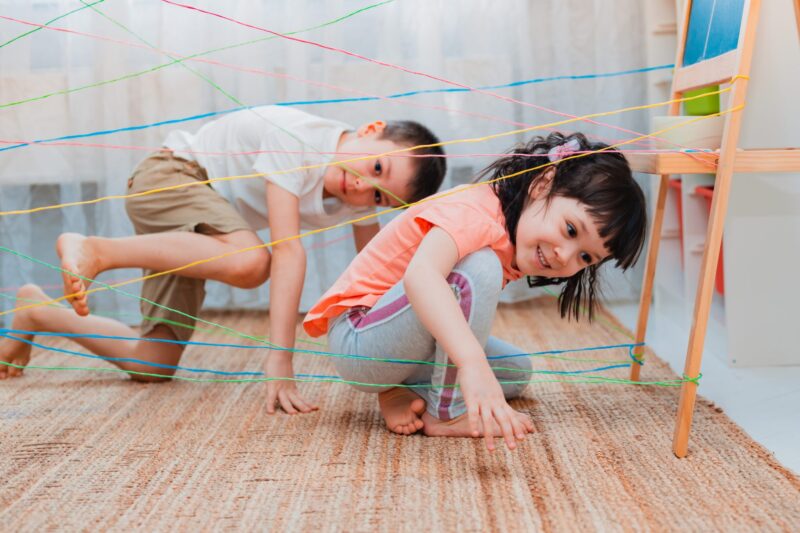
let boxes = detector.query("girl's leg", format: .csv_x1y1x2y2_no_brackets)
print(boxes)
407,335,532,401
485,336,532,400
328,281,437,435
328,247,525,434
0,284,184,381
423,248,505,421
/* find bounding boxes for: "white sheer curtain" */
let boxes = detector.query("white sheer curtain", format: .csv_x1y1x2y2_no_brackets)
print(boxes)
0,0,648,326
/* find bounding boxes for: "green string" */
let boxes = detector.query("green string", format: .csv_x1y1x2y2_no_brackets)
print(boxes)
0,289,328,348
1,1,394,109
0,0,107,49
1,273,641,371
0,360,702,388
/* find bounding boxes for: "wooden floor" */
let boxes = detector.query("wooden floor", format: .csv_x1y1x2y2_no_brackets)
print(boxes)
1,299,798,530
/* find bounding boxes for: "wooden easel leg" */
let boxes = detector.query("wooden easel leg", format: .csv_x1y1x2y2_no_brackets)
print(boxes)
794,0,800,39
672,169,734,458
630,174,671,382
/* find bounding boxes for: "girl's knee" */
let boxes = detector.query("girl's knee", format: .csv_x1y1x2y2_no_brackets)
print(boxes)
451,248,503,290
334,358,393,394
494,355,532,399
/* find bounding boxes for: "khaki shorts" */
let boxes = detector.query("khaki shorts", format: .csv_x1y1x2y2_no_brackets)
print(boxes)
124,151,252,342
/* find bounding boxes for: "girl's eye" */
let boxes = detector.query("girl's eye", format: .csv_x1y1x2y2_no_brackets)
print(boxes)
374,189,383,205
580,252,592,265
374,161,382,175
566,222,577,237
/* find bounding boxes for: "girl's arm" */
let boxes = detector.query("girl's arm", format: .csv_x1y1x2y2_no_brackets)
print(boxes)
264,182,318,414
404,227,527,451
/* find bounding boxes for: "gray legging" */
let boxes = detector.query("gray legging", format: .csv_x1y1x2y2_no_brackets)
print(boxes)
328,247,531,421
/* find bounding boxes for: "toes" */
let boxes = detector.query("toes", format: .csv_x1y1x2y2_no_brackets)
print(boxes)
413,417,424,431
410,397,426,415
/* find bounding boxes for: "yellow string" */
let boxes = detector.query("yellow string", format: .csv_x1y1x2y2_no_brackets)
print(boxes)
0,105,741,318
0,84,734,218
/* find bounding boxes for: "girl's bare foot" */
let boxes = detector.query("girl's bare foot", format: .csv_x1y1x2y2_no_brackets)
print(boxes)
378,387,426,435
0,284,50,379
56,233,100,316
422,409,534,438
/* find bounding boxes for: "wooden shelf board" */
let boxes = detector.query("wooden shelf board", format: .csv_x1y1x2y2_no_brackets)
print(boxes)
627,148,800,174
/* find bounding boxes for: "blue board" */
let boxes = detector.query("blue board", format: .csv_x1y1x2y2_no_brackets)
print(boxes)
683,0,745,66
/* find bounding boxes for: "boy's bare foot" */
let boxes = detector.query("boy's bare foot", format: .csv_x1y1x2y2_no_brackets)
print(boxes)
378,387,426,435
422,409,534,438
0,284,49,379
56,233,100,316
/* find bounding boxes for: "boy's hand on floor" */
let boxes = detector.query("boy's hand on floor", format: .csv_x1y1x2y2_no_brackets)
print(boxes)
265,351,319,415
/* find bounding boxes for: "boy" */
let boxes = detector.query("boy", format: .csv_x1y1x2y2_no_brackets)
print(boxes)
0,106,446,415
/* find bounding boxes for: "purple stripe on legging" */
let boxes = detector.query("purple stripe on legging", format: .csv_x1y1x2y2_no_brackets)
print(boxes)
438,271,472,420
349,296,410,329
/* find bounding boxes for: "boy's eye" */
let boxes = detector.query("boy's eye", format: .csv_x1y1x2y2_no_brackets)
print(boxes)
566,222,577,237
374,189,382,205
374,161,382,175
580,252,592,265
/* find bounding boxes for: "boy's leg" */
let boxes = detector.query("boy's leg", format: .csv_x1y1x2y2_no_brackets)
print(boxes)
57,230,269,316
58,151,265,316
0,284,184,381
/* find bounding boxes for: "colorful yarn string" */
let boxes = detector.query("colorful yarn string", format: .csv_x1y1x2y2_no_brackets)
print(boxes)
0,104,737,322
0,90,733,220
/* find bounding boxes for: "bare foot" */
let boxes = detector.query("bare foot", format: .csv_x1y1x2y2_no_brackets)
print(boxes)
0,284,49,379
378,387,426,435
56,232,100,316
422,409,534,438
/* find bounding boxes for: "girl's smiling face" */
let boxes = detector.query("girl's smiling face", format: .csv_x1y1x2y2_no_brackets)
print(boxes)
513,169,611,278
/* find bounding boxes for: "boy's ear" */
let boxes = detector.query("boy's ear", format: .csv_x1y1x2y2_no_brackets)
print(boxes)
357,120,387,137
529,167,555,199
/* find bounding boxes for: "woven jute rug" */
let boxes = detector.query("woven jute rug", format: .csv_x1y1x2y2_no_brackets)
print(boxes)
1,298,798,531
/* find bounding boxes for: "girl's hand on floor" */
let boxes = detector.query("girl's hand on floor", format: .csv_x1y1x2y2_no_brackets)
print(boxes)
458,364,529,451
265,351,319,415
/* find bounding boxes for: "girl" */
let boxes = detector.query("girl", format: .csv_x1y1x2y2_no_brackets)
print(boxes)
303,133,647,451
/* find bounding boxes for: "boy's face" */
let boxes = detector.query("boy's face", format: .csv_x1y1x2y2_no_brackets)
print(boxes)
323,121,416,207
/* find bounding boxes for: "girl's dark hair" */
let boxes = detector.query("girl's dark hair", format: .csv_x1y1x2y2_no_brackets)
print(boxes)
380,121,447,203
480,132,647,320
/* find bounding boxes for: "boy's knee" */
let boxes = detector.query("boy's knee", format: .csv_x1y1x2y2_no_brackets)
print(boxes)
230,249,271,288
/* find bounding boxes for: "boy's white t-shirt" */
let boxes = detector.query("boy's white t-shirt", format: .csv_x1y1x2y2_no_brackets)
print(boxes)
163,105,375,231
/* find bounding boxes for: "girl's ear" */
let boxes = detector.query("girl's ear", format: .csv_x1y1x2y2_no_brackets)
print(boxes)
528,166,556,200
356,120,387,137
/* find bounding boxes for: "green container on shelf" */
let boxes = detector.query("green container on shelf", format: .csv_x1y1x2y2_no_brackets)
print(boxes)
683,85,720,116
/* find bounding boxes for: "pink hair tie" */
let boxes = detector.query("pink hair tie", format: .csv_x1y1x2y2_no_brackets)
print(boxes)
547,138,581,162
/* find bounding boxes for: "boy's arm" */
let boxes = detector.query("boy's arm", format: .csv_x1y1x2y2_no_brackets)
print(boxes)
352,223,381,252
264,181,318,414
404,228,527,451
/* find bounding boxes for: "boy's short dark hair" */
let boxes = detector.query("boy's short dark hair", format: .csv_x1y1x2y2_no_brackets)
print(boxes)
380,121,446,203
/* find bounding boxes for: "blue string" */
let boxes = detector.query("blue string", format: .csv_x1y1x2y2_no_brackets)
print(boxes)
0,328,643,363
628,345,645,365
0,330,632,378
0,332,261,376
0,64,673,153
